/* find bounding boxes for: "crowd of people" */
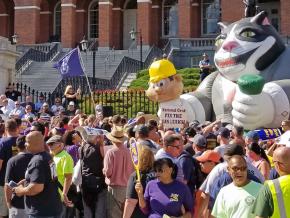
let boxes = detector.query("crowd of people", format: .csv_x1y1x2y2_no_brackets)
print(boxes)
0,84,289,218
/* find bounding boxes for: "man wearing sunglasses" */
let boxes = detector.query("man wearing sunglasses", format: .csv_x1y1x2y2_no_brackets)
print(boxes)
212,155,263,218
155,134,184,182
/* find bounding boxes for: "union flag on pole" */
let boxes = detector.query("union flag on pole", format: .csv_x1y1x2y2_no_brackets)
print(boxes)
53,48,84,77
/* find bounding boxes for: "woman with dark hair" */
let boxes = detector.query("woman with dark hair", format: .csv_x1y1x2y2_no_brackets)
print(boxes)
246,142,271,179
123,148,155,218
135,158,193,218
63,130,82,165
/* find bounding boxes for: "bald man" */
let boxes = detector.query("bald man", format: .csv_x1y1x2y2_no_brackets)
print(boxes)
253,147,290,218
13,132,62,217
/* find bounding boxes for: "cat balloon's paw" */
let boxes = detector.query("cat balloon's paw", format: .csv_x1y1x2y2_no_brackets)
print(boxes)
232,88,274,130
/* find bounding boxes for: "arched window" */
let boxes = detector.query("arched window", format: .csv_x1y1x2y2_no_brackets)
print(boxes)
54,2,61,39
162,0,178,37
202,0,221,35
89,1,99,39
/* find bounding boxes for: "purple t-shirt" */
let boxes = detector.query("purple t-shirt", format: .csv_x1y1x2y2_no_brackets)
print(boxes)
65,144,79,165
144,179,193,218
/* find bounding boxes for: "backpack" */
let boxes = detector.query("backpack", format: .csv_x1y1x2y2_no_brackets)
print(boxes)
178,152,204,190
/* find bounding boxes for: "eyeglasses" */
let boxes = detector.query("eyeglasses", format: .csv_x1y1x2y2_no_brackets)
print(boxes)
273,160,285,166
229,166,247,172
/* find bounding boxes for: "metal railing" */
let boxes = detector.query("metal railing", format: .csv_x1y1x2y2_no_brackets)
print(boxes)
16,43,60,75
163,40,172,57
163,38,216,55
179,38,215,49
52,56,141,96
10,82,195,118
51,42,170,98
8,82,159,117
104,47,116,73
143,46,164,68
16,43,55,53
88,39,99,51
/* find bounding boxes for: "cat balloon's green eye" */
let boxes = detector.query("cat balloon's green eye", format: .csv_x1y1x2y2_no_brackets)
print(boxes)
241,31,256,37
215,38,224,47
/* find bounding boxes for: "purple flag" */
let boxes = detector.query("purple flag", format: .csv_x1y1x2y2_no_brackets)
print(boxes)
129,138,139,166
53,48,84,77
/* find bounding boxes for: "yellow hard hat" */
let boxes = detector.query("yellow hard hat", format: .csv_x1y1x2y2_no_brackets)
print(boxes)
149,59,176,83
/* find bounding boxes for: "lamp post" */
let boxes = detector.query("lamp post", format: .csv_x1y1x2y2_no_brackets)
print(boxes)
80,37,96,88
130,28,143,70
11,34,18,45
80,37,88,52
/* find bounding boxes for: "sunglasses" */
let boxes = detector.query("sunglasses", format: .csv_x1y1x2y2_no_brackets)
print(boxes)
154,168,166,173
230,166,247,172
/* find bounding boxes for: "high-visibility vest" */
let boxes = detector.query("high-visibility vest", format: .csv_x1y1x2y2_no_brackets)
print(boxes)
266,175,290,218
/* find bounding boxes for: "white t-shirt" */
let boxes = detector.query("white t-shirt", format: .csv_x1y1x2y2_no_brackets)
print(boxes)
199,157,264,194
212,181,262,218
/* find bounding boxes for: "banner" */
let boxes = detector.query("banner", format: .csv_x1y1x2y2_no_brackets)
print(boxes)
255,128,281,141
159,106,187,130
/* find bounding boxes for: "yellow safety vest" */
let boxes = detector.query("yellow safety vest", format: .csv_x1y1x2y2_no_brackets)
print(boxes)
266,175,290,218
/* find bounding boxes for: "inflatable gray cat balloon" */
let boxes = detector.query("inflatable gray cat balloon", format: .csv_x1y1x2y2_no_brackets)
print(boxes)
183,11,290,130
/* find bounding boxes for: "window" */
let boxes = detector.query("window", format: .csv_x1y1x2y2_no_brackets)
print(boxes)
163,0,178,37
202,0,221,35
125,0,137,9
54,2,61,38
89,1,99,39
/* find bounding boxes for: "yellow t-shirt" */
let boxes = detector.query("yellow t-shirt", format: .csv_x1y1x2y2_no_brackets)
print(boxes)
53,150,74,194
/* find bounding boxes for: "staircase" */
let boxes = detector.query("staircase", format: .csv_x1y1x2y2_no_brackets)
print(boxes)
16,47,150,94
118,73,137,91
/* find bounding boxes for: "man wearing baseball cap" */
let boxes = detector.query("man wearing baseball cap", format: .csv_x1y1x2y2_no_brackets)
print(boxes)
214,127,231,157
46,135,74,215
196,151,221,175
245,131,260,146
189,134,207,157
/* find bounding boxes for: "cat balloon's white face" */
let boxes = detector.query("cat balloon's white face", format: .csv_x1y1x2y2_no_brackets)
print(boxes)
214,12,285,82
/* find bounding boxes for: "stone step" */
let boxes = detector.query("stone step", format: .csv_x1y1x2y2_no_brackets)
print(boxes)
17,47,150,94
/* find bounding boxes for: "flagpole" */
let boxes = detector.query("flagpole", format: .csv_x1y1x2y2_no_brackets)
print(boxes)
78,48,96,112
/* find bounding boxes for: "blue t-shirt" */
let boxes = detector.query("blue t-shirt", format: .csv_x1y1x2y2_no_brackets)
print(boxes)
0,137,17,186
144,179,193,218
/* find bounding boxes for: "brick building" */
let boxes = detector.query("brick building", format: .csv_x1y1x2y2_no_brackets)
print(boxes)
0,0,289,49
